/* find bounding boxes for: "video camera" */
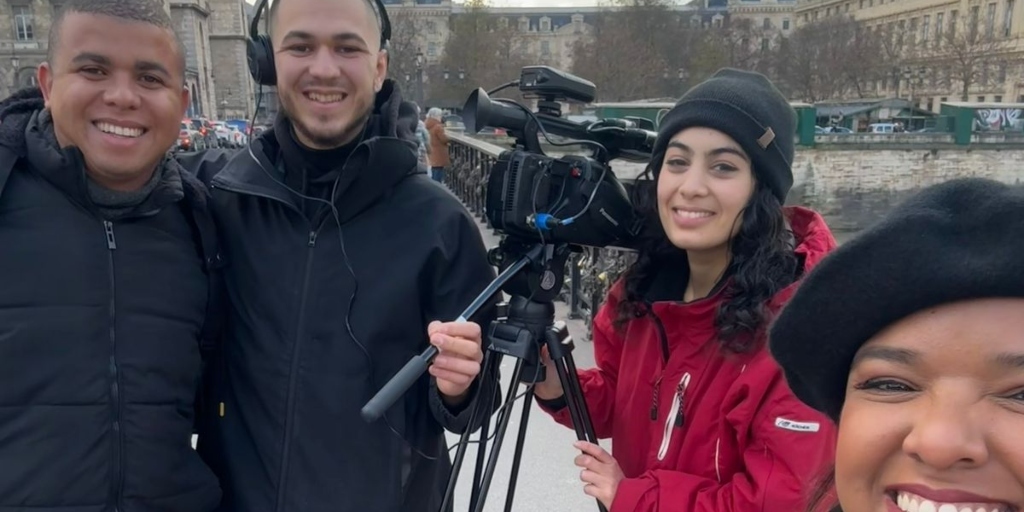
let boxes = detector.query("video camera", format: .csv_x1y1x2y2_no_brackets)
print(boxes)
464,65,655,252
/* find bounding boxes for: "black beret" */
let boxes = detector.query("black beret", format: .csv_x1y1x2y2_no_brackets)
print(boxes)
653,68,796,204
769,177,1024,421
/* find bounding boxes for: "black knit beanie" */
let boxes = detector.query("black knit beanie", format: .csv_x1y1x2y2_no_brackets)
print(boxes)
653,68,796,203
769,177,1024,421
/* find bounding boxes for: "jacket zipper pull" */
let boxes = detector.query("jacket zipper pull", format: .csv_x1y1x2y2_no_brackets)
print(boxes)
650,374,662,421
308,231,317,247
104,221,116,250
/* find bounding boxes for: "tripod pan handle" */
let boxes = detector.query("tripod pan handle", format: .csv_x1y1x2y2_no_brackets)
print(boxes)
361,346,439,422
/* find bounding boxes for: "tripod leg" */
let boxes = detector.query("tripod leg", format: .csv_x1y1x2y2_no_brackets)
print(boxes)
552,358,589,442
502,386,534,512
546,330,609,512
560,353,599,444
471,358,525,512
469,410,489,511
441,352,499,512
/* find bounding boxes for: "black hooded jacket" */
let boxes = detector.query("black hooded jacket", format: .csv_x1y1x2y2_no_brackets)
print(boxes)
180,81,499,512
0,88,222,512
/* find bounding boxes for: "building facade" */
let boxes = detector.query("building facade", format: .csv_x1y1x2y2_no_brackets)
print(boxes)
0,0,66,98
171,0,217,118
208,0,253,121
795,0,1024,108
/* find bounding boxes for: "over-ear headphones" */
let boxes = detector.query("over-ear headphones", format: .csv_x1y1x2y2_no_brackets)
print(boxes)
246,0,393,86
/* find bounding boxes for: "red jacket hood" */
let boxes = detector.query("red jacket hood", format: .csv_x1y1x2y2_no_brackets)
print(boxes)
540,205,838,512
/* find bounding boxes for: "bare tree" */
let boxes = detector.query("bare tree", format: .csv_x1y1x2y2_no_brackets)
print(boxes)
571,0,690,101
775,15,877,101
385,10,425,102
941,10,1009,100
437,0,534,107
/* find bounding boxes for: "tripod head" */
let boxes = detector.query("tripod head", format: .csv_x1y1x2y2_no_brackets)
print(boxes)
485,237,573,384
486,237,573,302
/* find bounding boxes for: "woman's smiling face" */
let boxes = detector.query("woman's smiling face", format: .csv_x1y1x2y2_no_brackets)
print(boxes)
835,298,1024,512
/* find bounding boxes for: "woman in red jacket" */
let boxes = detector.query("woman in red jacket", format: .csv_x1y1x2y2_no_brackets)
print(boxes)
535,68,839,512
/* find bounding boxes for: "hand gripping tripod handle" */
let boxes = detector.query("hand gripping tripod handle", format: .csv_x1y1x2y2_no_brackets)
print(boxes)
360,347,438,422
360,247,541,423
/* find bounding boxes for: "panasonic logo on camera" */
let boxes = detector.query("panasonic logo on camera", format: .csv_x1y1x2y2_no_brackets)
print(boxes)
774,417,820,433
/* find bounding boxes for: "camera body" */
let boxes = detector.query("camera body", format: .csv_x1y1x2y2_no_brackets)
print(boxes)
485,150,637,248
464,66,654,250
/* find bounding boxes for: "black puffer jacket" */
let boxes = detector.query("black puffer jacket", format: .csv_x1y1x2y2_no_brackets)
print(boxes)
0,89,222,512
181,81,499,512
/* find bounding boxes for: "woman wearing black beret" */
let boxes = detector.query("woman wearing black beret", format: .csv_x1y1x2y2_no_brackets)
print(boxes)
531,68,840,512
771,177,1024,512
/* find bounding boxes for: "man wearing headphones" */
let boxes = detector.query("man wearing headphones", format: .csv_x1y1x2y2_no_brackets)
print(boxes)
179,0,499,510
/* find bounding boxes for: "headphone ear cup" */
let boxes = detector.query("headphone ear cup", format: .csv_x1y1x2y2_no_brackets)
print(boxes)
246,35,276,87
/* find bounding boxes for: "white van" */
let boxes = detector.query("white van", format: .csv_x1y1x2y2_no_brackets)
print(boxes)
868,123,897,133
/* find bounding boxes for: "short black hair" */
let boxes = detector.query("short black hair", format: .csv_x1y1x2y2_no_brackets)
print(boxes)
48,0,187,84
268,0,383,47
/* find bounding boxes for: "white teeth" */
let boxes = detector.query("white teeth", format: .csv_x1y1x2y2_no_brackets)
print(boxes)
893,492,1009,512
306,92,343,103
674,209,713,219
96,122,143,138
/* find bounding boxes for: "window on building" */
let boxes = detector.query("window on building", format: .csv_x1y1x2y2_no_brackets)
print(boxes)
994,95,1003,102
1004,0,1015,37
978,95,986,102
540,18,550,31
1018,95,1024,102
860,0,865,8
763,18,771,29
970,5,980,41
427,42,437,58
909,17,919,45
999,62,1008,82
845,3,850,12
986,3,997,36
540,40,550,56
926,98,934,111
935,12,944,46
950,9,959,39
761,37,769,50
14,6,34,41
783,19,791,30
922,15,930,42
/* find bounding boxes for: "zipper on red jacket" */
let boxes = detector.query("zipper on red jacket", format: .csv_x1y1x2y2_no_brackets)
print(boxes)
649,312,670,362
657,372,691,461
648,311,671,423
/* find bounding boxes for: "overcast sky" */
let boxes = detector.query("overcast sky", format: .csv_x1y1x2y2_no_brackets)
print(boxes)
246,0,618,6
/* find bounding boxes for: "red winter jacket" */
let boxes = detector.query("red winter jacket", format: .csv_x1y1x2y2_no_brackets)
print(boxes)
541,206,837,512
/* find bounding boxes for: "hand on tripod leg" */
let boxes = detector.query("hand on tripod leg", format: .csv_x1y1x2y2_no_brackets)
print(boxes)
533,346,564,401
573,441,624,511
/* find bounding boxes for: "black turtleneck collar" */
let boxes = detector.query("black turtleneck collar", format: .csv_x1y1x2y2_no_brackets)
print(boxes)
275,115,361,202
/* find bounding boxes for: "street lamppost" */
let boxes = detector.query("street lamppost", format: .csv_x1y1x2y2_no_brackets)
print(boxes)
403,52,426,107
10,55,19,92
443,67,466,108
414,51,424,107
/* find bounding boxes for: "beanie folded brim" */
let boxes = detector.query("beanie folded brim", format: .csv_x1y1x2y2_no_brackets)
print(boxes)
768,178,1024,421
654,98,793,204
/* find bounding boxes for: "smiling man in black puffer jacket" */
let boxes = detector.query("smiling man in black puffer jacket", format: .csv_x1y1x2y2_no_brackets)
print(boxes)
0,1,222,511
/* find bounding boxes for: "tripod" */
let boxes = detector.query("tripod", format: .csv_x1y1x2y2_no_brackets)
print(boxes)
441,243,609,512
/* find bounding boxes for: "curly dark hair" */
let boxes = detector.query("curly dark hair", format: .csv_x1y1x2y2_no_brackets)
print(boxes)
614,151,802,354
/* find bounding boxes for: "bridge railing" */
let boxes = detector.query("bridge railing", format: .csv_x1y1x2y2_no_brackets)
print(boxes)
445,132,637,340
